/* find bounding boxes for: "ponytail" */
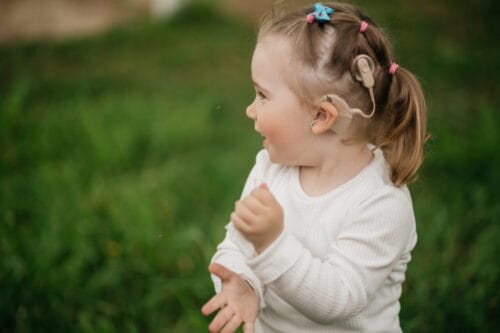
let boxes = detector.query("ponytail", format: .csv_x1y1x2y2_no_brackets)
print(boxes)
375,67,428,187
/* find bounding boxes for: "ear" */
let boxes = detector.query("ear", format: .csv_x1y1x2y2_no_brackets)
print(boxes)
311,101,338,134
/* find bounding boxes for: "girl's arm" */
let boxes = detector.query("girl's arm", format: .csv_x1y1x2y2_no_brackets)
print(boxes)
246,186,416,323
209,150,271,308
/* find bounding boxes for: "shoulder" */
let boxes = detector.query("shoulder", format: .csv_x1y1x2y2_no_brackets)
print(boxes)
253,149,292,185
358,184,416,245
255,149,271,168
343,150,416,240
241,150,292,197
354,148,414,210
357,185,414,222
355,149,415,224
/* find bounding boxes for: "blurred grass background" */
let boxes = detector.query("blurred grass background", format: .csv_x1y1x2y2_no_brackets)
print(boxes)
0,0,498,332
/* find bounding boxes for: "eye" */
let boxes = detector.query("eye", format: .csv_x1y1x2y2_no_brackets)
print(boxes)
257,91,266,100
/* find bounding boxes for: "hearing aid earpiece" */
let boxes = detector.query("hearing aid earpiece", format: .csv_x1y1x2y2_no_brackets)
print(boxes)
353,54,375,89
352,54,377,117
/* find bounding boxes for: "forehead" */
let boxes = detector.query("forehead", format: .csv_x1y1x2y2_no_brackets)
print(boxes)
251,36,294,83
252,35,317,106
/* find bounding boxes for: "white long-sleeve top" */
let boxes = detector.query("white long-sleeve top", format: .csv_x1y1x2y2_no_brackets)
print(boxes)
211,149,417,332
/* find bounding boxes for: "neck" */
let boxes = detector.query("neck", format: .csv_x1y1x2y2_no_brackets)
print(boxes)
299,140,373,196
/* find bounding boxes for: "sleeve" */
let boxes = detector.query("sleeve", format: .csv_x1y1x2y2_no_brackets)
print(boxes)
246,186,416,323
209,150,270,309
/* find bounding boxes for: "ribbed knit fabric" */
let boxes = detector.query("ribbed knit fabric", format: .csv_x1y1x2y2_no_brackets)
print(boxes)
211,149,417,332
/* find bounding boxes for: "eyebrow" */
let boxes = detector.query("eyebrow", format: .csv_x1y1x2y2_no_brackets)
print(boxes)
252,79,270,94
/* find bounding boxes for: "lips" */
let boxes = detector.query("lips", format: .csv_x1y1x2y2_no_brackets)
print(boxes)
254,126,267,147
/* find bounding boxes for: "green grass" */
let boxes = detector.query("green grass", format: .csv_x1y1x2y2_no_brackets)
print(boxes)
1,1,499,332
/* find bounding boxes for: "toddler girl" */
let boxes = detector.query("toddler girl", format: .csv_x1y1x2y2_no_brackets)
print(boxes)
202,2,427,332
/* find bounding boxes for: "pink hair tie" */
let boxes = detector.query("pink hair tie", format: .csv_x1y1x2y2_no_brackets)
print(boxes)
360,21,368,33
389,62,399,75
306,14,315,23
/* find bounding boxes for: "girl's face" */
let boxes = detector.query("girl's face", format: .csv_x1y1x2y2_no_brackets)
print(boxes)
246,36,314,165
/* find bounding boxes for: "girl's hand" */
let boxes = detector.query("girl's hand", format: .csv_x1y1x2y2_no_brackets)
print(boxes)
231,184,284,253
202,263,259,333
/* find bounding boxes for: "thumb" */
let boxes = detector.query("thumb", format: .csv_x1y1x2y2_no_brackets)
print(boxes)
209,263,235,281
257,183,277,203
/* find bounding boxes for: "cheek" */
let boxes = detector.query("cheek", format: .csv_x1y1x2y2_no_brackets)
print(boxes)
257,114,280,137
261,120,297,147
256,100,309,144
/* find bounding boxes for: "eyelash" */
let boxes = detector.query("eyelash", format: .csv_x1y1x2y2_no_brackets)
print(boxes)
257,91,266,100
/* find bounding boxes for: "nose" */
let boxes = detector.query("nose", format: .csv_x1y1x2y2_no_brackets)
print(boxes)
246,101,256,120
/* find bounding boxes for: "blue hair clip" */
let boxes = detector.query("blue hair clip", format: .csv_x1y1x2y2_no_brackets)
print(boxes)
307,3,334,23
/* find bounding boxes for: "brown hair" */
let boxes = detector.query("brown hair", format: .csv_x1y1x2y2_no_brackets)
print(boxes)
257,2,428,186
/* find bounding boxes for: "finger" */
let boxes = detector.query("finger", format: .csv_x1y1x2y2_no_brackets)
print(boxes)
253,184,276,204
233,208,256,229
242,194,266,215
209,263,238,282
221,314,243,333
231,212,252,235
201,293,226,316
209,306,234,333
243,321,255,333
234,200,258,223
234,197,255,222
